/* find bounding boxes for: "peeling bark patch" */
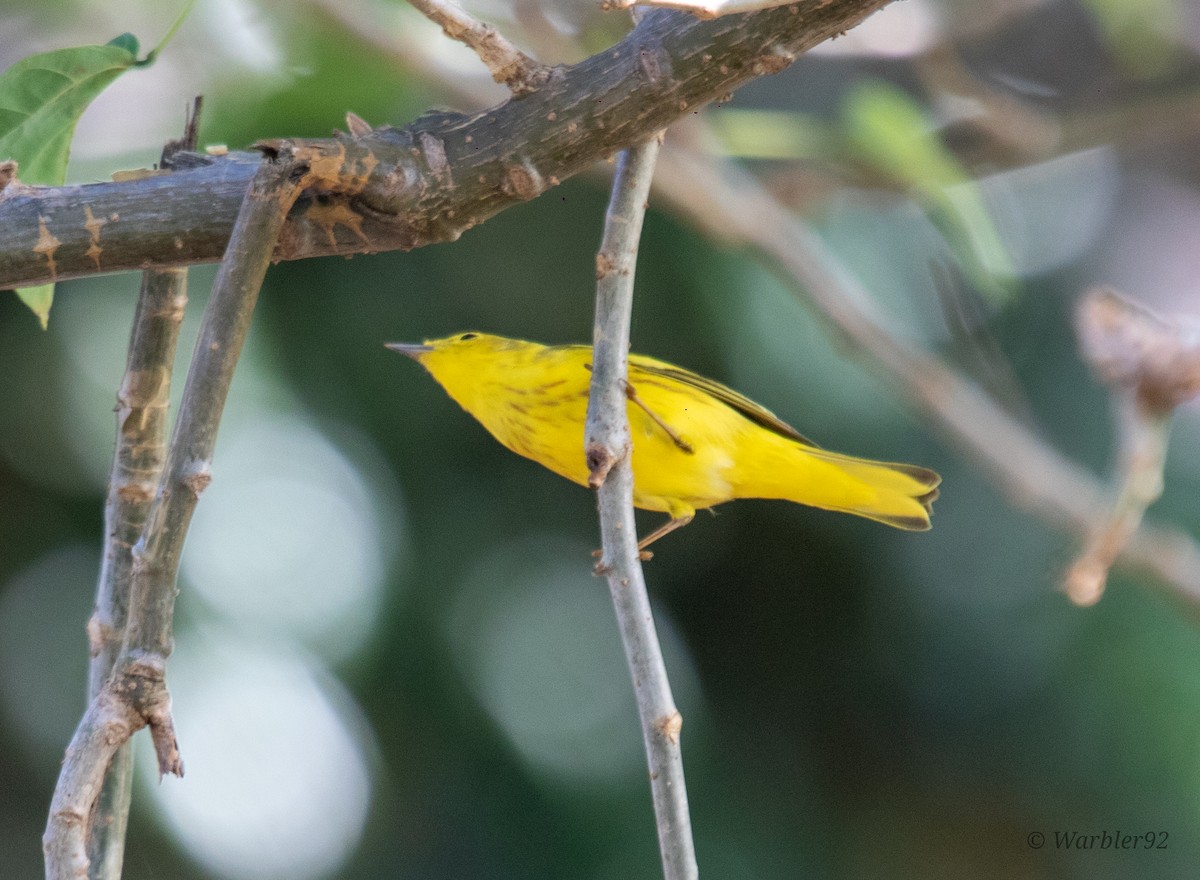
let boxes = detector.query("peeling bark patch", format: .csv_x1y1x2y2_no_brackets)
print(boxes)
305,201,369,248
117,481,156,504
418,131,453,187
343,150,380,194
596,251,615,279
86,614,107,656
83,205,106,269
638,45,674,87
33,216,62,278
299,142,349,190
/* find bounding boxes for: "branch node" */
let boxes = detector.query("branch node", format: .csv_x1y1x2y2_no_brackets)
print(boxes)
345,111,374,137
181,461,213,498
116,480,157,504
587,442,621,488
655,710,683,745
501,158,546,201
0,159,18,193
86,613,107,658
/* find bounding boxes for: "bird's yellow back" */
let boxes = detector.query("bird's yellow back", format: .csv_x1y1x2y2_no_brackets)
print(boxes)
392,332,939,532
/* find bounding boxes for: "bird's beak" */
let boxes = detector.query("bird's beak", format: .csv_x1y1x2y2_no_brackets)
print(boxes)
385,342,433,360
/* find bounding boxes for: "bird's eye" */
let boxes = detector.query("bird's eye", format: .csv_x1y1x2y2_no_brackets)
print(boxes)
459,333,478,341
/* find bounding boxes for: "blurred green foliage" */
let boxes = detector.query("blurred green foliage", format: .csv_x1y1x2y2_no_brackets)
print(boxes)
3,1,1200,879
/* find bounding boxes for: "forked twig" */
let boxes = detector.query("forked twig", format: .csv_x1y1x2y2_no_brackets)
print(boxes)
84,266,188,880
43,138,337,880
586,135,698,880
1064,288,1200,605
85,100,200,880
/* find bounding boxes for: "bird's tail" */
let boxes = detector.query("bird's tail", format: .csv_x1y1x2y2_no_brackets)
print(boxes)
735,438,941,531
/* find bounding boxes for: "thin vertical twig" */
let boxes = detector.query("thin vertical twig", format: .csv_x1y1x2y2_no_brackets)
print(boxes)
585,136,698,880
84,99,202,880
85,267,188,880
44,138,326,880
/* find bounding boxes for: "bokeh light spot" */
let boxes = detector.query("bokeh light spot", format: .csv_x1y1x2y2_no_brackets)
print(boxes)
141,633,374,880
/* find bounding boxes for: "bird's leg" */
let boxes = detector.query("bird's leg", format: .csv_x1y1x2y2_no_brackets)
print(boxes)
623,381,694,454
583,364,692,454
636,513,695,559
591,514,694,565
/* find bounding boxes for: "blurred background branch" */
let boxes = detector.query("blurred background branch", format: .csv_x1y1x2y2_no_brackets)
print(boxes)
1064,288,1200,606
405,0,549,93
650,146,1200,610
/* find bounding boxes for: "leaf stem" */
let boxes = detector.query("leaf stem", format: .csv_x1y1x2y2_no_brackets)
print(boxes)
146,0,199,63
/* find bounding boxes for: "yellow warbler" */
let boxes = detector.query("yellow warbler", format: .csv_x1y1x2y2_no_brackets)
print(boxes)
388,332,940,549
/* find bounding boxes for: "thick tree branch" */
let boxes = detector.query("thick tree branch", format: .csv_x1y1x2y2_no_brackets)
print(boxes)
0,0,893,289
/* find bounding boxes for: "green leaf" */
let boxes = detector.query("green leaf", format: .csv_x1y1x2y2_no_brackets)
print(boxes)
15,284,54,329
842,80,1017,305
0,4,194,326
0,40,141,325
0,42,140,185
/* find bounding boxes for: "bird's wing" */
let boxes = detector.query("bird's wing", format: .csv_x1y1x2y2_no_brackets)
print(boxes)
629,357,822,449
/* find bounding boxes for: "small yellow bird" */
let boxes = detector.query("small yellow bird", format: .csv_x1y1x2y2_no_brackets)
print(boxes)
388,332,940,550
